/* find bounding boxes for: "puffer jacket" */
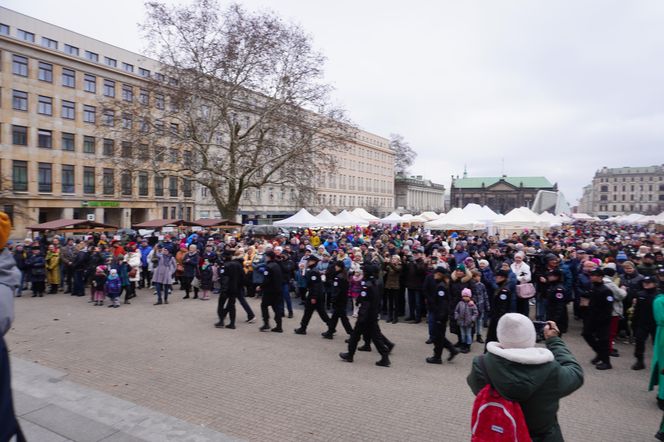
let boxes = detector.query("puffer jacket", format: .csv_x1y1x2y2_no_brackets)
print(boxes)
468,337,584,442
0,249,21,335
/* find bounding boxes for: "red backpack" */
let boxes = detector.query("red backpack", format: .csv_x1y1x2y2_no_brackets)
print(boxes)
471,356,532,442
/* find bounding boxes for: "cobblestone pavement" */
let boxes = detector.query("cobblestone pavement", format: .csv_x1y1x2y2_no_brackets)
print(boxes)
6,288,662,441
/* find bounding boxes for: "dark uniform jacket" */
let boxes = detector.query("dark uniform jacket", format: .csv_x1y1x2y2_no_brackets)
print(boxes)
634,288,658,330
304,268,324,300
331,272,349,308
261,260,283,299
222,258,244,296
424,275,450,321
586,282,613,325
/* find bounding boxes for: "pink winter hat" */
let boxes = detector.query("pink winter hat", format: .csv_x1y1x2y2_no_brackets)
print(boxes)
461,288,472,298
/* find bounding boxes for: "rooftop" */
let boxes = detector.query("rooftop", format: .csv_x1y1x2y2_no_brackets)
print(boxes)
451,176,554,189
596,165,664,176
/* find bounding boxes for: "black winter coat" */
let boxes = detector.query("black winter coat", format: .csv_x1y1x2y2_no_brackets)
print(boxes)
261,260,283,299
424,275,450,321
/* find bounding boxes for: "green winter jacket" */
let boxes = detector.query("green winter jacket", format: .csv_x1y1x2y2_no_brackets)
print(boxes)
648,293,664,397
467,337,584,442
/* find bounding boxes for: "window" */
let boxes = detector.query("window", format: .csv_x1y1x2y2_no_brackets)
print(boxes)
139,68,150,77
169,149,179,163
121,172,132,195
121,141,132,157
138,172,148,196
183,150,192,167
62,68,75,87
122,113,132,129
85,50,98,62
84,74,96,93
169,177,178,197
103,169,114,195
170,207,176,219
38,62,53,82
102,109,115,126
104,57,117,67
38,163,53,192
139,117,149,133
155,120,164,135
154,72,164,82
83,105,96,123
154,146,165,162
0,24,9,35
61,100,75,119
12,90,28,111
139,89,149,105
38,96,52,115
162,207,168,218
103,139,114,156
61,165,75,193
155,94,164,109
170,123,179,137
103,79,115,97
154,175,164,196
38,129,53,148
61,133,75,151
138,143,150,160
12,161,28,191
12,125,27,145
83,167,95,193
17,29,34,42
12,55,28,76
122,84,133,101
183,178,192,197
122,62,134,73
83,136,95,154
41,37,58,50
64,44,79,56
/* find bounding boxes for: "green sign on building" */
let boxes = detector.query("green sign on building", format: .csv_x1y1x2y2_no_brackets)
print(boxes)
81,201,120,208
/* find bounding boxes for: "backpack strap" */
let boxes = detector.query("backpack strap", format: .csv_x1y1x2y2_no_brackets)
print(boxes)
478,355,494,389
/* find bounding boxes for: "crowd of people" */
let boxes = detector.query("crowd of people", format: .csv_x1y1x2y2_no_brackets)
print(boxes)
4,218,664,440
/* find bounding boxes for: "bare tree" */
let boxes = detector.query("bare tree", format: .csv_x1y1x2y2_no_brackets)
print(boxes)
389,133,417,175
100,0,354,219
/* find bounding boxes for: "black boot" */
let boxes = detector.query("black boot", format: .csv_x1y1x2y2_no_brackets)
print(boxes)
632,359,646,370
215,321,225,328
426,356,442,364
339,352,353,363
321,331,334,339
259,323,270,332
447,347,459,362
294,328,306,335
476,334,484,343
358,344,372,352
375,355,391,367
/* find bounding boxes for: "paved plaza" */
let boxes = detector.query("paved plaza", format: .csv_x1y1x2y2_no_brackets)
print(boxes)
6,288,662,441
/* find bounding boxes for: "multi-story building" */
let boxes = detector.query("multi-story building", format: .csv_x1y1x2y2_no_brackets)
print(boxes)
577,184,594,214
0,7,196,236
449,173,557,214
585,165,664,217
1,7,396,233
394,173,445,214
196,129,395,223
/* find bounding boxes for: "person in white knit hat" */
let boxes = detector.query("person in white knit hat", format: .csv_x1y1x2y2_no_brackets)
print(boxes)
467,314,584,441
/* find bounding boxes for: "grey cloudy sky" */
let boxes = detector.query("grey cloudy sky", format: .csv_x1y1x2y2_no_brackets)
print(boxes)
5,0,663,203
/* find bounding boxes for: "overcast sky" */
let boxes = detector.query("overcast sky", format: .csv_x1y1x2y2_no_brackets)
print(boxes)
5,0,663,203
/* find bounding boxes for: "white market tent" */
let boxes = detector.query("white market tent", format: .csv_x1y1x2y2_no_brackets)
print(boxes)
571,213,595,221
351,208,380,221
315,209,341,225
273,208,329,228
538,211,562,227
425,208,486,230
401,214,426,224
419,211,441,221
494,207,548,235
334,210,370,226
380,212,403,225
462,203,498,222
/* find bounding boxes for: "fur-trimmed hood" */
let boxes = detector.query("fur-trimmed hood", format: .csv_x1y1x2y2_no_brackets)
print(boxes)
486,341,554,365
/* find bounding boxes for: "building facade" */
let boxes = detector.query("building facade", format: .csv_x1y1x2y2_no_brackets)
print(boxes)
583,165,664,217
196,129,395,223
577,184,594,214
450,174,557,214
394,173,445,214
0,7,196,236
1,7,395,233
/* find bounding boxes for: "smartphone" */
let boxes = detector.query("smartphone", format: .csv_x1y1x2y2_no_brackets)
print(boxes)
532,321,547,333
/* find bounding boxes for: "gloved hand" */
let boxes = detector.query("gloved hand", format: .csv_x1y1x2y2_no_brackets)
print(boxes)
0,212,11,250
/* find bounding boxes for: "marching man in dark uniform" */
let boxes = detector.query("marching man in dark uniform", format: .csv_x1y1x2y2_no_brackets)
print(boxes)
545,269,569,337
215,249,244,329
259,250,283,333
632,275,659,370
322,261,352,339
339,263,392,367
582,267,614,370
485,269,513,346
425,267,459,364
294,255,330,335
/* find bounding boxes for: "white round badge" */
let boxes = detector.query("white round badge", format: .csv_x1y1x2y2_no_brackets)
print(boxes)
311,276,317,281
499,294,507,300
220,269,224,274
438,291,445,297
361,291,367,297
263,271,269,276
555,292,563,299
607,296,614,302
333,281,338,287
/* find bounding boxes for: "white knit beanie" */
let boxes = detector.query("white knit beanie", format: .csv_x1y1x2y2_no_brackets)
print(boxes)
496,313,536,349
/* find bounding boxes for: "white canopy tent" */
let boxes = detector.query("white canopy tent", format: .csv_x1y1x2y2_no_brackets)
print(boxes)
419,211,441,221
425,208,486,230
351,208,380,221
494,207,549,235
401,214,426,224
334,210,370,226
315,209,341,226
380,212,403,225
273,208,330,228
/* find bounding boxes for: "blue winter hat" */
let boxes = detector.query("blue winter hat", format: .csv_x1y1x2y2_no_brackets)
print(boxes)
616,251,628,261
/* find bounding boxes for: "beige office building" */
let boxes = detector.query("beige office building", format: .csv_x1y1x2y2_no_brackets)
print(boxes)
196,129,396,222
0,7,196,237
581,165,664,217
394,173,445,213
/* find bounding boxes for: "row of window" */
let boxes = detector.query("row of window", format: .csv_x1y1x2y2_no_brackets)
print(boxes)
599,184,664,192
598,203,664,212
597,175,663,183
10,55,166,107
9,160,193,197
599,194,659,202
6,125,191,163
1,23,157,78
